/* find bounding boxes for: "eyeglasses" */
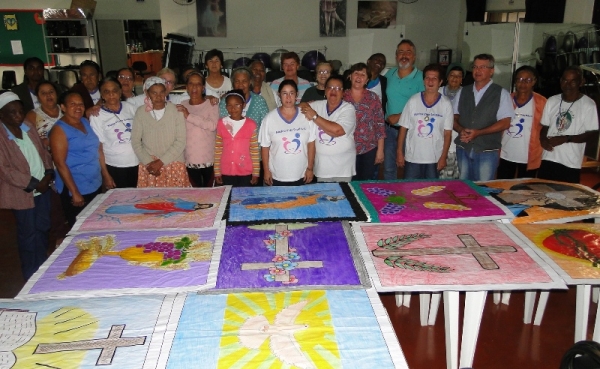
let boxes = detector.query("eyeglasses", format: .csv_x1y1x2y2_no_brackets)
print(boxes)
516,77,534,84
326,86,343,91
163,81,175,86
118,75,133,81
318,70,331,75
472,65,493,70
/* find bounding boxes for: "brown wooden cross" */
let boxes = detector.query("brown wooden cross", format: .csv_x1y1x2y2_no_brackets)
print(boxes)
372,234,516,270
241,224,323,282
34,324,146,365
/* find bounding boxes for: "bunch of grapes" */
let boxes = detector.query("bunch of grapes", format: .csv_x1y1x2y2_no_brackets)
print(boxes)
366,187,396,197
135,236,192,265
381,203,405,215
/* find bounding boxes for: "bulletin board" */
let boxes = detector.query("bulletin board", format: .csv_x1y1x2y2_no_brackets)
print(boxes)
0,10,53,66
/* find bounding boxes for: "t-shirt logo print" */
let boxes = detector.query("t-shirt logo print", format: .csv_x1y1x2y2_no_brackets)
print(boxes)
318,128,336,146
507,117,524,138
283,133,302,154
114,122,132,143
556,111,573,133
417,118,434,138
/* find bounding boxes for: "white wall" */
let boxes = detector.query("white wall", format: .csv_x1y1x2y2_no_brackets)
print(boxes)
486,0,526,12
159,0,463,69
564,0,594,23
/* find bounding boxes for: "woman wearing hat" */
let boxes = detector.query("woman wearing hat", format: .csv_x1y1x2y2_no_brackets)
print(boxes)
0,91,54,280
131,77,191,187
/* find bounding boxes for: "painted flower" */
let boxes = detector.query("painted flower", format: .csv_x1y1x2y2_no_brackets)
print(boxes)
282,275,298,284
279,230,293,238
264,274,275,282
289,247,297,252
286,252,300,261
272,254,288,263
276,260,298,271
268,267,286,275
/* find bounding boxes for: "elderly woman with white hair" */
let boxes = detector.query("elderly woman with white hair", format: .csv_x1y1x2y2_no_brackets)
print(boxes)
131,77,190,187
0,91,55,280
128,67,189,109
219,67,269,129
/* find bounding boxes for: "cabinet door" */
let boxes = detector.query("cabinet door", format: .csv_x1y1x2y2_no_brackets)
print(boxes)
96,20,127,75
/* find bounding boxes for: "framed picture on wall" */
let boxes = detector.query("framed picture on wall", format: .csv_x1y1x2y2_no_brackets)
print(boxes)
357,1,397,29
437,49,452,66
197,0,226,37
320,0,346,37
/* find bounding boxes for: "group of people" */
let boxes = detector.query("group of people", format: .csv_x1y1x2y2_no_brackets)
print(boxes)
1,42,598,280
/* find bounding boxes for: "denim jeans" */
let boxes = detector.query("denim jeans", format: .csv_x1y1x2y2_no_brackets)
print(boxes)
404,161,439,180
12,190,51,280
383,125,399,180
354,148,379,181
456,147,500,181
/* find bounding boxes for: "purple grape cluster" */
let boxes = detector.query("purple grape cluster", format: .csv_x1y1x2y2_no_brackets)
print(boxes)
136,242,183,261
381,203,405,215
366,187,396,197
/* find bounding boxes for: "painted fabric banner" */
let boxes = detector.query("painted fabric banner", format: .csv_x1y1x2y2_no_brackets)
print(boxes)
18,227,224,299
515,223,600,284
227,183,367,224
352,222,566,292
71,187,230,233
165,289,408,368
478,178,600,224
0,294,182,369
215,222,367,291
350,179,512,223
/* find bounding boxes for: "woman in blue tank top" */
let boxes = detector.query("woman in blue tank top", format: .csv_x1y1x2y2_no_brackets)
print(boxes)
50,91,108,227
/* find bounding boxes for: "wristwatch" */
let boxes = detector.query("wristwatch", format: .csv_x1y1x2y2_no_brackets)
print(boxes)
311,114,318,122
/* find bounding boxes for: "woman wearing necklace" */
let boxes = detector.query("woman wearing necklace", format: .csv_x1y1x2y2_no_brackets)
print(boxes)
25,81,63,149
539,66,599,183
259,80,316,186
90,77,139,188
180,72,219,187
204,49,232,99
131,77,191,188
343,62,385,180
299,75,357,182
396,64,453,179
50,91,107,227
497,66,546,179
438,64,464,179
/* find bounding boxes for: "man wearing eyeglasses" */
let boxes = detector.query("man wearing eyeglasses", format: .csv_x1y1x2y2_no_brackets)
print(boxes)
383,40,425,180
538,66,598,183
452,54,514,181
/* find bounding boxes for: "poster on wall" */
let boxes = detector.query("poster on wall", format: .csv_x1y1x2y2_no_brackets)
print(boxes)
320,0,346,37
197,0,226,37
357,1,397,29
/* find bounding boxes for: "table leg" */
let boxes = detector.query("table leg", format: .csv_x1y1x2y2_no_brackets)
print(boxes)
533,291,549,326
443,291,459,369
575,285,591,342
501,291,511,305
459,291,487,369
429,292,442,325
593,298,600,342
493,292,501,304
420,293,431,326
523,291,536,324
395,292,411,308
395,292,402,307
403,292,411,307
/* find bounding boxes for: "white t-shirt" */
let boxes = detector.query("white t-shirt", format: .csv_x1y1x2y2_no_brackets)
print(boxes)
90,89,101,105
205,77,232,99
90,101,139,167
501,97,534,164
399,92,454,164
222,116,246,137
258,108,316,182
439,86,460,153
30,91,41,110
309,100,357,178
368,79,383,101
541,94,599,169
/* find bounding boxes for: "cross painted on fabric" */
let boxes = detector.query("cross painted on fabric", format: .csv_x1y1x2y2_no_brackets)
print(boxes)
407,187,480,207
34,324,146,365
241,224,323,282
372,234,516,270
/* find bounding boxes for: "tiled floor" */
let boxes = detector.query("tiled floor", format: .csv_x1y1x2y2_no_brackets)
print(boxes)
2,170,600,367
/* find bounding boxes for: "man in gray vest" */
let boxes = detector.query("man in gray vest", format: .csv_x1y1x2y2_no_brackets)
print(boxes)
452,54,514,181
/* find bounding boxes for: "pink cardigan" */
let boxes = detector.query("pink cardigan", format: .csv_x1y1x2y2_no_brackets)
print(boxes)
214,118,260,177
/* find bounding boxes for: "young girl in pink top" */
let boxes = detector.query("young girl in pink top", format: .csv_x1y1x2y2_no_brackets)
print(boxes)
214,90,260,187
